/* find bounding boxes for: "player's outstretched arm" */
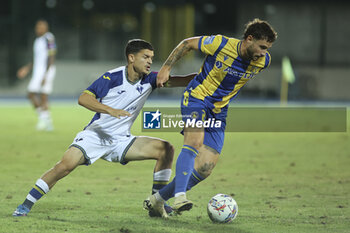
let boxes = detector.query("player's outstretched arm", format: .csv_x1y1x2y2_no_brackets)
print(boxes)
165,73,197,87
78,92,131,119
17,63,33,79
157,37,200,88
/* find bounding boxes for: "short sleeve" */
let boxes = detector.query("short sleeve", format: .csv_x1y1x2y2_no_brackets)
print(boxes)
85,72,112,99
198,35,225,56
141,71,158,90
45,33,56,56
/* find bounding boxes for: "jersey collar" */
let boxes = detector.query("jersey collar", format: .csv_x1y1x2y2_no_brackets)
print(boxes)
125,66,142,85
237,40,243,57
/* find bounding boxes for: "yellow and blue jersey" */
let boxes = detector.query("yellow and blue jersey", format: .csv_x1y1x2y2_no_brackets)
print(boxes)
186,35,271,114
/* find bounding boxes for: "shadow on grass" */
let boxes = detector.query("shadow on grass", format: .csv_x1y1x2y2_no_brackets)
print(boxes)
8,211,253,233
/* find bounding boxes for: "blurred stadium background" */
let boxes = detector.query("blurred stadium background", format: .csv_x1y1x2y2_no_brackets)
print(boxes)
0,0,349,103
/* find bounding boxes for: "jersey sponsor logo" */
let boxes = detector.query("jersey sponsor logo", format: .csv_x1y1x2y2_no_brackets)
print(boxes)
224,66,256,79
204,35,215,45
215,61,223,69
117,90,126,94
143,110,161,129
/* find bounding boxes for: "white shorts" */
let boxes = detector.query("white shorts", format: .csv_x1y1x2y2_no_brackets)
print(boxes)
70,130,136,165
28,65,56,94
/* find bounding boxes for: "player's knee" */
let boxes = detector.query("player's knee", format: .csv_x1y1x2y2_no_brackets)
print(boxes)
54,160,75,177
184,136,203,150
197,169,211,179
197,163,215,178
27,92,34,99
166,142,175,161
188,140,203,151
157,141,174,163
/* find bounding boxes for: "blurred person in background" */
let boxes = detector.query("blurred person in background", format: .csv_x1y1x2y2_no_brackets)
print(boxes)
17,19,57,131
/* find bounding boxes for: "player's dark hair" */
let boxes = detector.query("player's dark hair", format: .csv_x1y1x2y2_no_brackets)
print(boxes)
125,39,153,61
243,18,277,43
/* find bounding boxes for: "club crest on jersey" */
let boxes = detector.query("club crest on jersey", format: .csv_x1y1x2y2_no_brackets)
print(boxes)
191,111,199,119
136,85,143,94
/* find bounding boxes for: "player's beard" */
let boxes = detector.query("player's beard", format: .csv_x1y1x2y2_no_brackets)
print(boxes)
246,44,265,61
133,65,148,77
246,46,258,61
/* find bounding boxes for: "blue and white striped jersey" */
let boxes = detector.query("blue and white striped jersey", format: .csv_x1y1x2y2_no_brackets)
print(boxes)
83,66,157,137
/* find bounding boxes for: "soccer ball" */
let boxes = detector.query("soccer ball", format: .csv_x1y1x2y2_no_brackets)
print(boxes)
207,193,238,223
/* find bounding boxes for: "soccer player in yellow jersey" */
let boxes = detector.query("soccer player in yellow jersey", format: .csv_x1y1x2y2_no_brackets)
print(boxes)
144,19,277,218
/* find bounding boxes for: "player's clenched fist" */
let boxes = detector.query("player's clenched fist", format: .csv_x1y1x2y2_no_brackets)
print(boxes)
156,69,170,88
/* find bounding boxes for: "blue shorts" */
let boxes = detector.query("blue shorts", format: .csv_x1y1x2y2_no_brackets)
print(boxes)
180,91,226,154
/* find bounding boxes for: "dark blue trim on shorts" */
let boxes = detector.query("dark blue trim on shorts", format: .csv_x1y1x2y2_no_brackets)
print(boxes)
70,144,90,165
120,137,137,165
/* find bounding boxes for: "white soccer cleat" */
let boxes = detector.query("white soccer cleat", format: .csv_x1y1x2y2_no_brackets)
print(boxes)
143,194,169,219
36,119,47,131
172,194,193,214
36,118,54,131
45,119,54,131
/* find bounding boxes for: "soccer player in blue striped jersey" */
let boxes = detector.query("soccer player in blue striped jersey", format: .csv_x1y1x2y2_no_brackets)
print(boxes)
145,19,277,215
13,39,195,218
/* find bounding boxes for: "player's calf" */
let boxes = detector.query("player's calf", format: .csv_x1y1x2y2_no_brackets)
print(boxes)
155,141,174,168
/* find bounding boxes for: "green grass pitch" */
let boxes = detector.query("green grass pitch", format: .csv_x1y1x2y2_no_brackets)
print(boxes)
0,104,349,233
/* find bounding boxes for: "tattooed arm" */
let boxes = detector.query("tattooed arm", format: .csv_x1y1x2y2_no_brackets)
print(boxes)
156,37,200,87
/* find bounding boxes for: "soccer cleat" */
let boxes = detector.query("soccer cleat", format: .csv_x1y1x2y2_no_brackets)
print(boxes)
164,203,175,216
143,195,169,219
36,119,47,131
45,119,54,131
36,118,54,131
172,194,193,214
12,204,30,217
148,202,174,217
